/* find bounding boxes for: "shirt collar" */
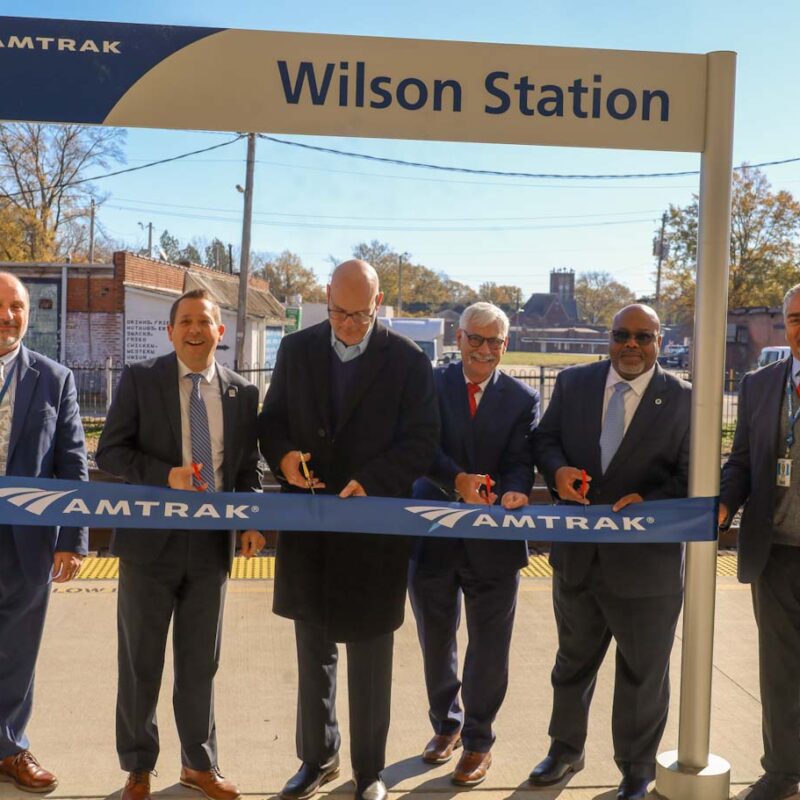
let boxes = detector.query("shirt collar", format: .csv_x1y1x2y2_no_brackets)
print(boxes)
331,321,375,362
462,367,493,392
177,357,217,384
606,363,656,397
792,356,800,383
0,344,21,373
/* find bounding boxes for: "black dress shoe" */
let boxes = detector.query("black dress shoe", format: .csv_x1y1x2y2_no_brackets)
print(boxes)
617,775,650,800
529,750,585,785
746,773,800,800
353,775,386,800
280,755,340,800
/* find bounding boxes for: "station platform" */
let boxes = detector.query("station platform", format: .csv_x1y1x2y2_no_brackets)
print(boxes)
7,558,764,800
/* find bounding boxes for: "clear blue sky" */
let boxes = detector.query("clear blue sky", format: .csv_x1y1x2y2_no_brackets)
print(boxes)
4,0,799,300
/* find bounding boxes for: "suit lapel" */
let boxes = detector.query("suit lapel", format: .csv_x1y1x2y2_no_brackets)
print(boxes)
334,324,390,436
767,358,792,466
308,322,333,433
157,353,183,459
217,363,237,492
585,360,610,478
446,363,476,468
604,365,668,475
7,345,39,465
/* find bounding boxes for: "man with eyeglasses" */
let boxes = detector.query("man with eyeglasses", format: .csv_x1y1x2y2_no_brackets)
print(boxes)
531,304,690,800
408,302,538,786
258,260,439,800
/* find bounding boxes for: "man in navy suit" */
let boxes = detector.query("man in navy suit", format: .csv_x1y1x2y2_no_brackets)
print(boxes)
408,302,539,786
0,271,88,793
97,289,264,800
720,284,800,800
531,304,690,800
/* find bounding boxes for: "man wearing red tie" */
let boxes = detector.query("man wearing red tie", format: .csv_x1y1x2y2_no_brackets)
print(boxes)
408,302,539,785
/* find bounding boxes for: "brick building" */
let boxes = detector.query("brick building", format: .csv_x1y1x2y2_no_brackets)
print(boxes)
2,252,287,367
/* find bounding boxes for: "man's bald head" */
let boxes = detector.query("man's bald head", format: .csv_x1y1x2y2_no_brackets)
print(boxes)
327,260,384,346
0,270,30,356
611,303,660,331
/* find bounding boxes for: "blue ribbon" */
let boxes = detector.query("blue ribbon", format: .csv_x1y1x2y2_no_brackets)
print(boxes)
0,477,717,543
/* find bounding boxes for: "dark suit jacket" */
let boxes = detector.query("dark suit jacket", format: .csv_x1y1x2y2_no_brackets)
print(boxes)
532,359,690,598
720,357,791,583
96,352,262,567
258,320,440,642
5,345,88,584
411,362,539,576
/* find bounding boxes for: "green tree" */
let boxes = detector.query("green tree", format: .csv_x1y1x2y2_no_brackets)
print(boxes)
575,271,637,326
659,166,800,323
253,250,325,302
0,123,125,261
478,282,524,312
204,238,228,271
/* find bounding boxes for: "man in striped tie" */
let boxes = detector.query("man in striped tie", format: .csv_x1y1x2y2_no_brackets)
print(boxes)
531,304,691,800
97,289,264,800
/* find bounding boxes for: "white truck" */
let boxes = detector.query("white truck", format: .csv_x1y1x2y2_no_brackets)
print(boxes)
379,317,445,364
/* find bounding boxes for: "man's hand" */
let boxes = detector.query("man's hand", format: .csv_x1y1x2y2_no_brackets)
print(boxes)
339,480,367,498
52,552,83,583
279,451,326,491
554,466,591,505
455,473,496,505
718,502,729,528
501,491,529,510
612,493,643,512
169,464,203,491
240,530,266,558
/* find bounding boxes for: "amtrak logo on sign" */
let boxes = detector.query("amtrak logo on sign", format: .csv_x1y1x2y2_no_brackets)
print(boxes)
0,35,121,53
0,486,77,515
405,504,651,532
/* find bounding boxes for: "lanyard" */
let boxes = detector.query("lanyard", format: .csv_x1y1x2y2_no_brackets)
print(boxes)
0,361,17,407
785,374,800,452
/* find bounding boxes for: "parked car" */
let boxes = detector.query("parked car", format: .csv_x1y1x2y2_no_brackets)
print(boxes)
757,346,790,368
658,344,690,369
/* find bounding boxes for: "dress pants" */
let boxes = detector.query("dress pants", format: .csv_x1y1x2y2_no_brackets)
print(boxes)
116,531,228,772
408,541,519,753
0,527,50,759
549,571,682,780
293,620,393,778
752,544,800,779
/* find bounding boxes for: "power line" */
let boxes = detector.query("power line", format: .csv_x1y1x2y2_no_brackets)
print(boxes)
0,135,246,201
258,134,800,180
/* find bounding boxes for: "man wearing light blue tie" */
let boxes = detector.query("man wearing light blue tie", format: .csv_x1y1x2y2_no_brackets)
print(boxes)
97,289,264,800
531,304,690,800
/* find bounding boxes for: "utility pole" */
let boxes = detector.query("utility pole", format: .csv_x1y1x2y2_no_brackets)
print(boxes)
235,133,256,370
88,198,95,264
138,221,154,257
228,243,234,274
397,252,406,315
654,211,668,309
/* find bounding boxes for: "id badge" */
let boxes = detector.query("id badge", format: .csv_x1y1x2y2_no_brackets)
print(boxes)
777,457,793,487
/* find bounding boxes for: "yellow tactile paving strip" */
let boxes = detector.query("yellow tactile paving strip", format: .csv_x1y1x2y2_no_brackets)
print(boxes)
77,552,740,580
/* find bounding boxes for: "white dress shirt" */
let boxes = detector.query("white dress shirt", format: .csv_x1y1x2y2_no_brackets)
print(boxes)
177,358,224,491
602,364,656,435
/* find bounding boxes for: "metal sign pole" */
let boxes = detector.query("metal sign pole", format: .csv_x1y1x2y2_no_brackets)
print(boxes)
656,49,737,800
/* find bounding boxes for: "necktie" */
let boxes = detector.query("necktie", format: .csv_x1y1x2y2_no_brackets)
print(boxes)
187,373,215,491
467,382,482,418
0,362,9,475
600,381,631,473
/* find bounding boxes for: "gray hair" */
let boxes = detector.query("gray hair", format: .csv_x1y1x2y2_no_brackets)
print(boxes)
784,284,800,317
459,302,509,338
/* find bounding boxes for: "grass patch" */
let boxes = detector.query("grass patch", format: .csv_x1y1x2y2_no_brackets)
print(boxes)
502,352,604,367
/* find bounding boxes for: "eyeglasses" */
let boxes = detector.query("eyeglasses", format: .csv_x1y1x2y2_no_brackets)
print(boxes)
327,306,376,326
610,329,658,345
464,333,506,350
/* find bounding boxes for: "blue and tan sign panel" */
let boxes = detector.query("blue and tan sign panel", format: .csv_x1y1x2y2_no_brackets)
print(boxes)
0,16,707,152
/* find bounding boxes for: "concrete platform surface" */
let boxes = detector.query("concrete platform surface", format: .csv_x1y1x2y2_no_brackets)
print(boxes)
2,576,768,800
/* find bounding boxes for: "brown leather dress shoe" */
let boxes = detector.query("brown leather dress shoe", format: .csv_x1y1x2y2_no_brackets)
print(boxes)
452,750,492,786
422,733,463,764
121,771,152,800
0,750,58,793
180,766,241,800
